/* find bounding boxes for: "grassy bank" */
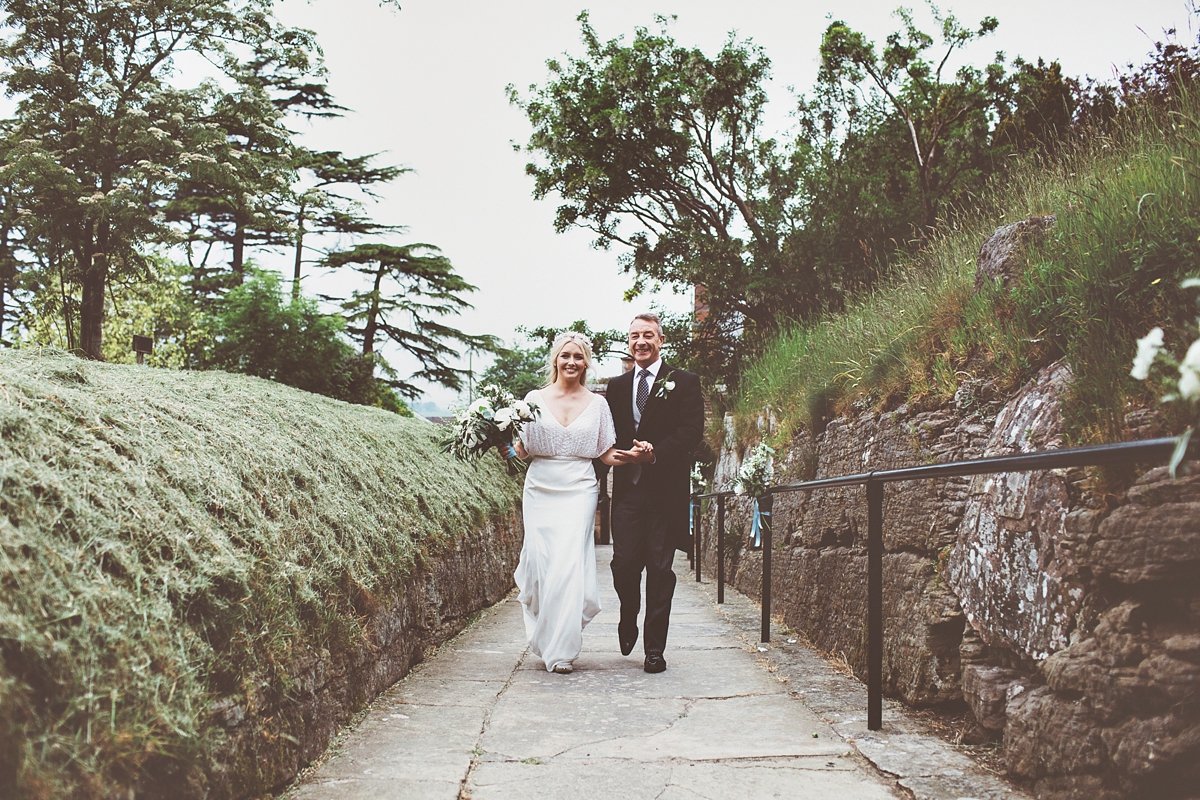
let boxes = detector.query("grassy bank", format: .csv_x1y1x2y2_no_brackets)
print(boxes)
732,86,1200,452
0,349,519,798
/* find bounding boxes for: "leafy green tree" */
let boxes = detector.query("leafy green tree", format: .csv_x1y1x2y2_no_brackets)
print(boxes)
291,149,406,298
167,33,332,301
991,58,1076,153
321,243,500,399
100,259,211,367
0,129,26,347
510,12,813,354
0,0,297,360
817,5,1005,232
479,345,547,398
201,269,390,407
481,318,631,398
520,319,627,361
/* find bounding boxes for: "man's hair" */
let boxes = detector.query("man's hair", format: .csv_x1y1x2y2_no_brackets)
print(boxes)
630,312,663,336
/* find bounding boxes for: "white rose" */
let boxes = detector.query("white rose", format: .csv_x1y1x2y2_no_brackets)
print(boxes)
1131,327,1165,381
1179,337,1200,401
513,400,531,417
494,407,515,429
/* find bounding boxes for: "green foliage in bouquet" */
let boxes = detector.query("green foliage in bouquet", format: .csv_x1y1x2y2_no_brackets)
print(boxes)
443,384,539,474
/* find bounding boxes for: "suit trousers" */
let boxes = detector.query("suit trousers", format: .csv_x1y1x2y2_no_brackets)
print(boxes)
610,478,677,655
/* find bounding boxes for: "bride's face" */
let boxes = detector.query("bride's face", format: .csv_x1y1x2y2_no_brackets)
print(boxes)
556,342,587,386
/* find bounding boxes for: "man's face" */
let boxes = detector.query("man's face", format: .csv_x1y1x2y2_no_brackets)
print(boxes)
628,318,664,368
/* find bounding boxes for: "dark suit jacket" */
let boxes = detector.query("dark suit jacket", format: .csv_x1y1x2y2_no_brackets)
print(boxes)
605,362,705,553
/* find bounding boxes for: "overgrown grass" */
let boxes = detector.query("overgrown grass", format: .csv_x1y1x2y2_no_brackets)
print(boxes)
732,86,1200,451
0,349,519,798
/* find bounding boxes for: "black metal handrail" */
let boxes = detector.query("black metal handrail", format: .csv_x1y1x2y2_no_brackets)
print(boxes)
690,434,1195,731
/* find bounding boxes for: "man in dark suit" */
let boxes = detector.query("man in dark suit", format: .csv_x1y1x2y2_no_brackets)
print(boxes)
606,313,704,673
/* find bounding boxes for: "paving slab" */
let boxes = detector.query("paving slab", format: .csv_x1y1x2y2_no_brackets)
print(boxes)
693,569,1034,800
294,545,1035,799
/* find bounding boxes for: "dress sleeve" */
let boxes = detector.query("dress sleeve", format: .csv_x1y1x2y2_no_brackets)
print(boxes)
593,397,617,458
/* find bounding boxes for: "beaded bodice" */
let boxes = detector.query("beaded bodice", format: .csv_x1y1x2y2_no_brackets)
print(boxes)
519,390,615,459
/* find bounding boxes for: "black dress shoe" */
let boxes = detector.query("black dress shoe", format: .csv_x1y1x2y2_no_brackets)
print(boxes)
618,622,638,656
644,653,667,673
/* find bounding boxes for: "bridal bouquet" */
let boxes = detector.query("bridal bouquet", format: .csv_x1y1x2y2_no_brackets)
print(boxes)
443,385,539,475
733,442,775,499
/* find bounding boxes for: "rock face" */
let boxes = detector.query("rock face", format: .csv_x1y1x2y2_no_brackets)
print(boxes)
973,214,1056,291
176,511,522,800
703,217,1200,799
708,402,1199,799
709,383,1002,707
1007,467,1200,799
946,360,1081,662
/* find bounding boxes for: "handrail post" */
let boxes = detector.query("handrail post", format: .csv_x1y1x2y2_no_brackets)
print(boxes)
866,477,883,731
693,496,702,583
717,495,726,604
759,492,773,643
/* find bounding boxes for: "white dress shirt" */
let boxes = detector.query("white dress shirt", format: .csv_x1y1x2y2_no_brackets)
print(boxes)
631,358,662,430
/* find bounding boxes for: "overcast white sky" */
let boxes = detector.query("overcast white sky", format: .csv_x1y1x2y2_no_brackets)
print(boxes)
270,0,1196,411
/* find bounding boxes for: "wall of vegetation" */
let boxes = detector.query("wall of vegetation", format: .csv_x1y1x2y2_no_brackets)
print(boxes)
728,74,1200,458
0,348,521,798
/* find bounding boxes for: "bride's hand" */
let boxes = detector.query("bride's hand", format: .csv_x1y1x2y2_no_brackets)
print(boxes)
499,441,527,460
609,440,653,465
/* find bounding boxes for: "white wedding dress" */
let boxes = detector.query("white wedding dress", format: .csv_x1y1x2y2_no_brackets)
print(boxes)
515,389,616,672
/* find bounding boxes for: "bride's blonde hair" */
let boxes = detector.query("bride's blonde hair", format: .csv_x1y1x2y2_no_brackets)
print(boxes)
546,331,594,386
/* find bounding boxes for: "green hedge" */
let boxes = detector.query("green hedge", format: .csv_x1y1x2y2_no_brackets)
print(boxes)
0,349,518,798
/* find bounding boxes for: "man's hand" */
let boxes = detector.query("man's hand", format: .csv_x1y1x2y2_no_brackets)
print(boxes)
612,439,655,464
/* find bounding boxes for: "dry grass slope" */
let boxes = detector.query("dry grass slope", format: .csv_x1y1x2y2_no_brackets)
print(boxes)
0,348,519,798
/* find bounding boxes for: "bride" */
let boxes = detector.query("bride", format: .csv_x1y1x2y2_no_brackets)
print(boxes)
503,332,641,674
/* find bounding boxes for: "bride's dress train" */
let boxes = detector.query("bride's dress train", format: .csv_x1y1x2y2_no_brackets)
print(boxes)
515,390,615,672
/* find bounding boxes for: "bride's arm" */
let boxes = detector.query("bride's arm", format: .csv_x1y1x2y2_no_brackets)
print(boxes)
598,441,649,466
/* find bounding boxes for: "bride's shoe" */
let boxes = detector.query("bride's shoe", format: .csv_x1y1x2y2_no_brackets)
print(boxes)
552,663,573,674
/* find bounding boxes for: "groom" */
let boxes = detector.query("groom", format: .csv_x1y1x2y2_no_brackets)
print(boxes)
607,313,704,673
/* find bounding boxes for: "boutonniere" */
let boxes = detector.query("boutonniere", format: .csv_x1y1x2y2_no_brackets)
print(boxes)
652,371,676,400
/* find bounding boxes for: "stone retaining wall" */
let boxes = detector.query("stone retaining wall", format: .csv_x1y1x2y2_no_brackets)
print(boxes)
705,400,1199,799
702,218,1200,799
164,510,522,800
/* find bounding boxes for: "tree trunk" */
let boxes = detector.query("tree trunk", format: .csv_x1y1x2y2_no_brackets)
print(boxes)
78,248,106,360
292,202,306,299
361,264,385,355
918,162,937,233
78,203,112,360
232,216,246,283
0,239,9,346
55,250,76,353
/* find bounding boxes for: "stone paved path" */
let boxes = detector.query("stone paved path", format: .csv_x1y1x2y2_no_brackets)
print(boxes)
286,547,1022,800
